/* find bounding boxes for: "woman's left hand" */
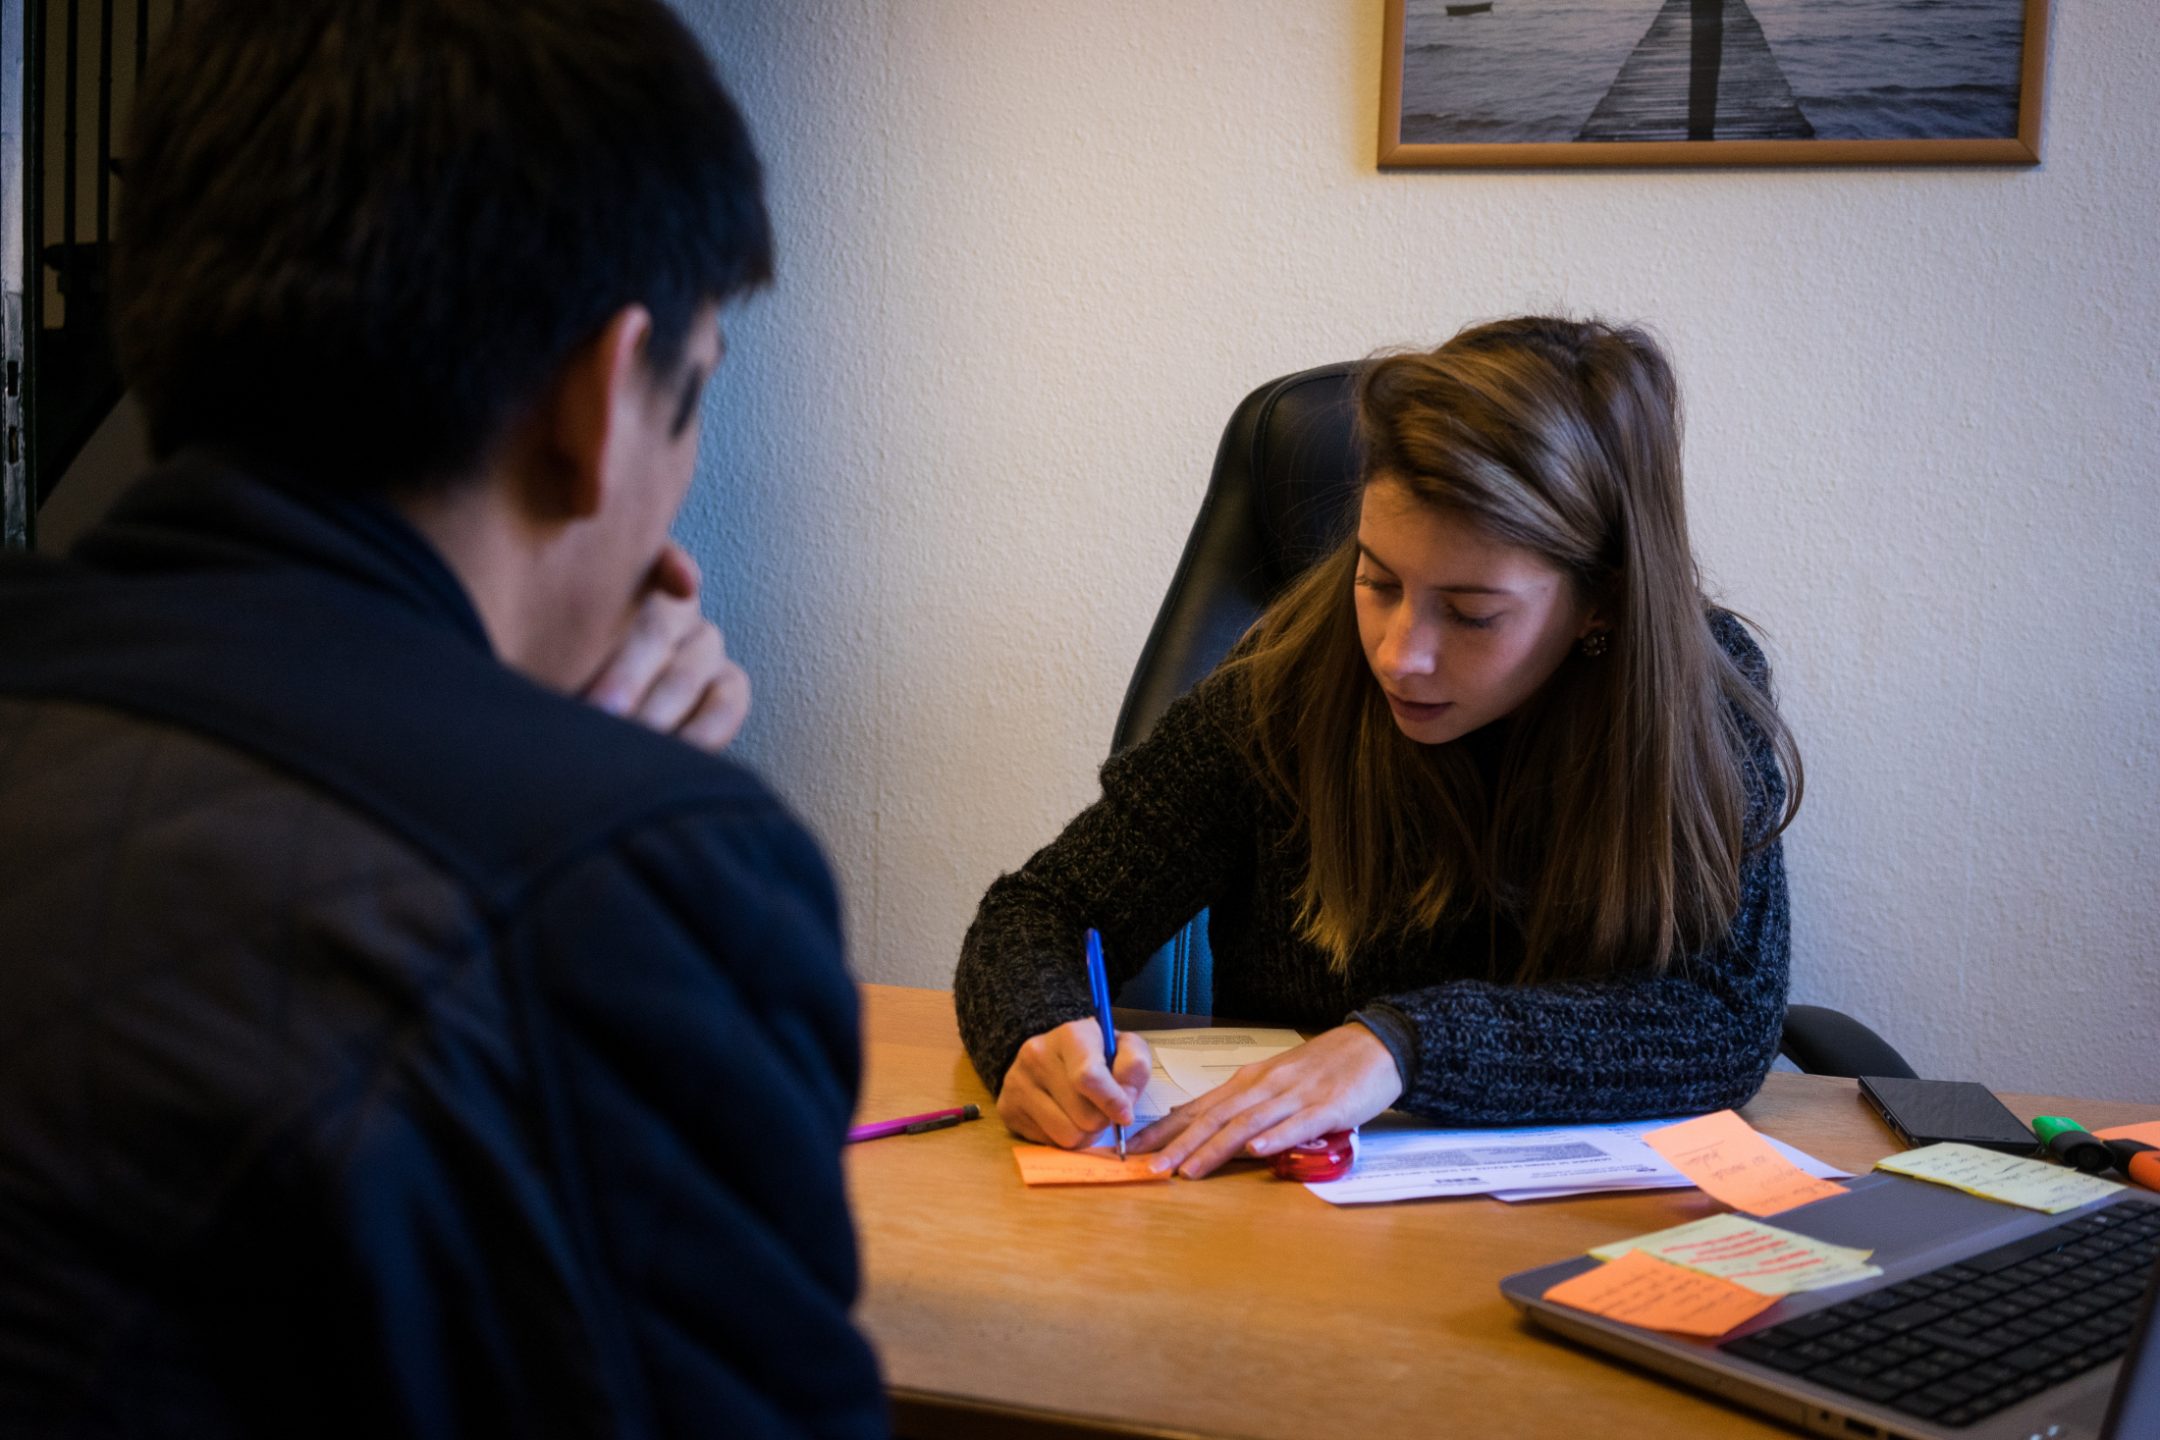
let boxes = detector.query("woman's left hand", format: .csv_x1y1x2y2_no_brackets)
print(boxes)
1133,1023,1403,1179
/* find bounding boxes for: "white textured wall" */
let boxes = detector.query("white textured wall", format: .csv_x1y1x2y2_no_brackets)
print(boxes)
678,1,2159,1103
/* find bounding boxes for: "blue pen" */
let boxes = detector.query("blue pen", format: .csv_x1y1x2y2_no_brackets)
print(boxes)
1083,927,1126,1160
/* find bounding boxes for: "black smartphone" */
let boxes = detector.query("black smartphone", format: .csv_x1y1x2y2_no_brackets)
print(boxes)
1858,1076,2038,1155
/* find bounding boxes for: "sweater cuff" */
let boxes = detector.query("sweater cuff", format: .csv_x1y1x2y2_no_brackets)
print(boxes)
1348,1006,1419,1095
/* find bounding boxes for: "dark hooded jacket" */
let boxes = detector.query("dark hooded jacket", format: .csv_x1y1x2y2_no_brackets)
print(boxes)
0,457,884,1438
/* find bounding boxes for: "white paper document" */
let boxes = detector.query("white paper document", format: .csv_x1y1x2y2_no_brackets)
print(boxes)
1128,1026,1303,1127
1496,1125,1843,1203
1306,1116,1848,1206
1119,1030,1846,1210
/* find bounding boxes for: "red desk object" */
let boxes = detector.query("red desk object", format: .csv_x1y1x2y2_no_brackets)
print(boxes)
1269,1129,1357,1182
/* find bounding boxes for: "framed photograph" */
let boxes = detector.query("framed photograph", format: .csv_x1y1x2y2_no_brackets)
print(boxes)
1379,0,2049,168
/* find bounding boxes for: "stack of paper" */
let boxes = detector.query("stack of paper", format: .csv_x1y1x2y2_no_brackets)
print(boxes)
1121,1029,1848,1207
1302,1117,1846,1206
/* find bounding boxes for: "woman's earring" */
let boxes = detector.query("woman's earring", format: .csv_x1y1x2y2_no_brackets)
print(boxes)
1579,630,1610,659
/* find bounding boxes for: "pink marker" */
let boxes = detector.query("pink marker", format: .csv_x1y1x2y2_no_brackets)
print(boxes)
847,1103,981,1144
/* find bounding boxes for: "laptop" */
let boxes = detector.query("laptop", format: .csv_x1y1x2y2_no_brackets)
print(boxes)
1501,1175,2159,1439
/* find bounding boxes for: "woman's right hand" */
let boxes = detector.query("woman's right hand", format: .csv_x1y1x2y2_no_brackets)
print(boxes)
997,1019,1156,1149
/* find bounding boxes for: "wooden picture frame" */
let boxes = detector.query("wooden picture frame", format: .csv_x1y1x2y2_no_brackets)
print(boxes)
1379,0,2049,168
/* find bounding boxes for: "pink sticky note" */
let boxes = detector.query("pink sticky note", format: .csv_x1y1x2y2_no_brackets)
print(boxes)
1012,1145,1171,1186
1544,1249,1777,1337
1644,1110,1848,1217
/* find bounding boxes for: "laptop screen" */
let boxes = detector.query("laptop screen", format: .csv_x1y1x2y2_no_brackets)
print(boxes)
2103,1257,2160,1440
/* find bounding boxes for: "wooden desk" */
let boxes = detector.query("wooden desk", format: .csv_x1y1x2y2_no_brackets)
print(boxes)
847,984,2154,1439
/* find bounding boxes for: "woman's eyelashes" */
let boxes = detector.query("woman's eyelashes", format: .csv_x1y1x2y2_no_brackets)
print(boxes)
1357,570,1502,629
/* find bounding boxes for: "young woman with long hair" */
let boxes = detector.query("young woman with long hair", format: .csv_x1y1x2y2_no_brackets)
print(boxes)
954,316,1802,1179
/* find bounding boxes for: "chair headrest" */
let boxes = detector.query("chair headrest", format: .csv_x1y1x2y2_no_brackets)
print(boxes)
1111,362,1368,754
1222,361,1366,589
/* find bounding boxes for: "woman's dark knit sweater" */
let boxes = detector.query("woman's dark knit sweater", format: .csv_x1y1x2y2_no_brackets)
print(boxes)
955,611,1792,1125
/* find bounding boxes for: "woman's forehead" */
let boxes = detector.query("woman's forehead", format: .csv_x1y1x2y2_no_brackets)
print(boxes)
1357,480,1562,589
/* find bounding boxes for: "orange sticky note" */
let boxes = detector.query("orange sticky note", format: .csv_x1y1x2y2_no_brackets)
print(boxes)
2096,1121,2160,1148
1643,1110,1848,1217
1012,1145,1171,1186
1543,1249,1777,1337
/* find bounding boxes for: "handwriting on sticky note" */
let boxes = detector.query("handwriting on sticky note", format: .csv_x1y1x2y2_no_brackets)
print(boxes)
1643,1110,1849,1217
1544,1248,1778,1337
1875,1143,2123,1214
2096,1121,2160,1149
1592,1212,1881,1296
1012,1145,1171,1186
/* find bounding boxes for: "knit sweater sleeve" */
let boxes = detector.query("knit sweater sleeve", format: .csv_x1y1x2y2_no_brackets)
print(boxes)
955,667,1258,1093
1360,612,1794,1124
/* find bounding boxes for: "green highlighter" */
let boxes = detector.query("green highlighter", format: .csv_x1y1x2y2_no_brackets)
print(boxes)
2031,1115,2114,1174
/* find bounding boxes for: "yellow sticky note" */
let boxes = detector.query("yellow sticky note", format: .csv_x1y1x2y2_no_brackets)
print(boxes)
1592,1212,1881,1296
1876,1143,2123,1214
1643,1110,1849,1217
2096,1121,2160,1148
1544,1248,1778,1337
1012,1145,1171,1186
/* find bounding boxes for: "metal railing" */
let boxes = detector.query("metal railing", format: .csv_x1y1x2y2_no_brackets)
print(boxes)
4,0,175,549
3,0,28,548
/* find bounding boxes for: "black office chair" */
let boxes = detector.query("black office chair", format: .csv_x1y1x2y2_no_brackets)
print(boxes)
1110,362,1915,1081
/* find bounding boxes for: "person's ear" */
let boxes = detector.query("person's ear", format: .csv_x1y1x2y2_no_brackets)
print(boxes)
536,305,655,522
1572,588,1607,639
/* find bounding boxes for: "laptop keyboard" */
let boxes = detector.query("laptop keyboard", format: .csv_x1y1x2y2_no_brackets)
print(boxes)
1719,1197,2160,1429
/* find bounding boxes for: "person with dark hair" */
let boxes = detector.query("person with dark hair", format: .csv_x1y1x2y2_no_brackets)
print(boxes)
957,317,1801,1182
0,2,882,1435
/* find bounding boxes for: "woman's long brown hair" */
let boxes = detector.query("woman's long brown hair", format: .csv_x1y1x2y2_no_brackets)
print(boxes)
1228,317,1801,982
